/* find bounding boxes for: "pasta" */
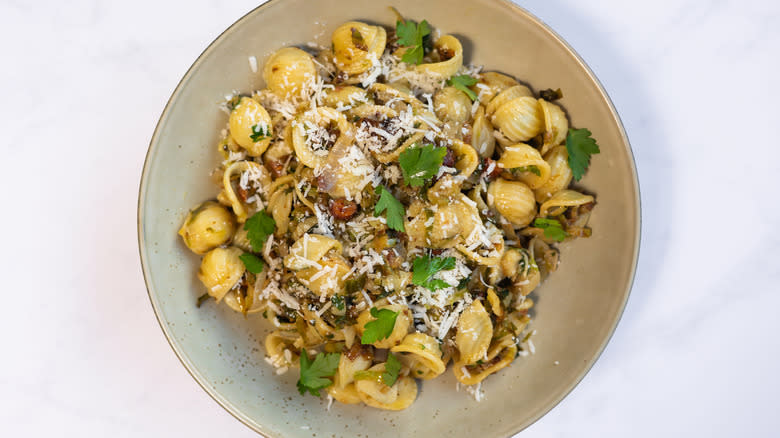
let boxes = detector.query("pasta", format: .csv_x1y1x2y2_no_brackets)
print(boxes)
179,14,599,410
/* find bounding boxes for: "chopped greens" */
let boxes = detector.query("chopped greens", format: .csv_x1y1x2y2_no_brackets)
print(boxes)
250,124,270,142
510,165,541,177
539,88,563,101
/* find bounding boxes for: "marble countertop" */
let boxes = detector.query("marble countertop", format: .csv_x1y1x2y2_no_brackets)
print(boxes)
2,0,778,436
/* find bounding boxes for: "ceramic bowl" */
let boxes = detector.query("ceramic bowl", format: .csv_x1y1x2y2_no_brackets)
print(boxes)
138,0,640,436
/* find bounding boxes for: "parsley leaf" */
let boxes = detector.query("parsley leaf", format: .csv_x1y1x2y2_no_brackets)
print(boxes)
412,255,456,290
296,352,341,397
249,124,270,142
396,19,431,65
239,252,264,274
534,218,567,242
382,353,402,387
361,307,399,345
374,186,406,232
447,75,478,101
399,143,446,187
565,128,600,181
244,209,275,251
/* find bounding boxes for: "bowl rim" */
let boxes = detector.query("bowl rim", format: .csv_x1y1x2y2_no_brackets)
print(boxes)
137,0,641,435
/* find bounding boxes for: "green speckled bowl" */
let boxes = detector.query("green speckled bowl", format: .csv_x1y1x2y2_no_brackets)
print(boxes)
138,0,640,436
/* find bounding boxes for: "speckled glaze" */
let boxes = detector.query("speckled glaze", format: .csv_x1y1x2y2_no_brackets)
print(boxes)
138,0,640,436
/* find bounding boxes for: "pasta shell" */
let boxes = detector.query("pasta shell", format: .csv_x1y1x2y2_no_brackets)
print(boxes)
262,47,318,99
455,300,493,365
475,71,519,103
416,35,463,79
391,333,446,380
332,21,387,76
534,145,574,203
294,253,351,300
327,374,362,404
197,247,245,301
450,138,480,179
497,143,552,189
264,330,300,368
470,106,496,158
178,201,236,255
491,96,543,142
337,348,373,388
220,160,271,223
284,233,343,270
356,370,417,411
453,337,517,385
485,85,533,117
538,189,595,218
433,86,472,130
322,85,370,109
539,98,569,151
229,98,273,156
291,107,351,170
487,178,537,227
266,177,295,235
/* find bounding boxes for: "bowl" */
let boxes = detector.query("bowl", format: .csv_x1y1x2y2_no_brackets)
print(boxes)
138,0,640,436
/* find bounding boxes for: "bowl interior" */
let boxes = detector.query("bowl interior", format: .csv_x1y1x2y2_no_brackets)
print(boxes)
139,0,639,436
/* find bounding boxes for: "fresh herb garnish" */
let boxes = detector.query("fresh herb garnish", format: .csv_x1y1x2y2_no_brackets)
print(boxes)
396,19,431,65
239,252,264,274
447,75,478,101
351,27,367,51
565,128,600,181
540,88,563,101
196,293,213,308
412,255,456,290
361,307,399,344
331,294,345,311
296,352,341,396
374,185,406,232
344,274,367,295
249,124,270,142
382,353,402,386
510,165,541,177
399,143,446,187
533,218,567,242
244,209,275,251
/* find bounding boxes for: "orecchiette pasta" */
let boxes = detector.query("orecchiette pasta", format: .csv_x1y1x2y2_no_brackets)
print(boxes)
488,178,537,227
179,13,599,412
178,201,236,255
229,97,273,156
491,96,544,142
333,21,387,76
262,47,317,99
197,247,245,301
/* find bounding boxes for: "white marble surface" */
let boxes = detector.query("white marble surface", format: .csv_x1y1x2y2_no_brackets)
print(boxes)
1,0,778,436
